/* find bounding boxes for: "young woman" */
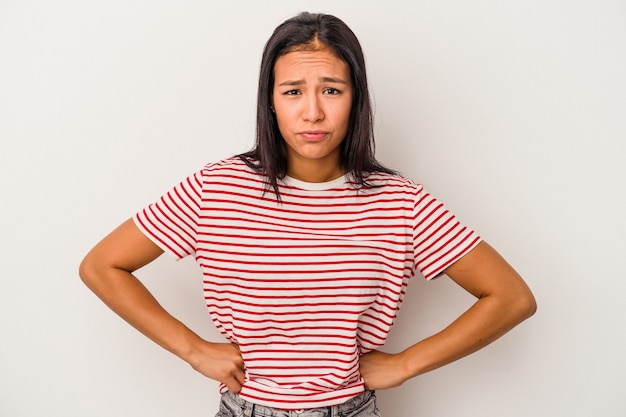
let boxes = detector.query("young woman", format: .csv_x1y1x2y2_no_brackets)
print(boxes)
79,12,536,417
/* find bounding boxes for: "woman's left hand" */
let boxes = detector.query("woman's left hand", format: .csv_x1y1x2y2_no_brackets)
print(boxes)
358,350,408,390
359,241,536,391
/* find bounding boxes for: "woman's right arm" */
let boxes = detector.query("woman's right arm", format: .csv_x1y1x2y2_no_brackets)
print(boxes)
79,218,245,392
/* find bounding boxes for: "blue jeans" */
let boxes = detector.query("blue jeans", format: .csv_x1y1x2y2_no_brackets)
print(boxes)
215,390,382,417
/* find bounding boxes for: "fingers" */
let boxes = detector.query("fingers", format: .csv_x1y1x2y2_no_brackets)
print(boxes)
224,377,243,393
225,366,246,393
358,350,407,390
187,341,247,392
218,351,245,392
227,354,246,393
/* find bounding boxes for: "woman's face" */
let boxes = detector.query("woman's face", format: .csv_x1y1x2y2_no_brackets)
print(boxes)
272,48,353,181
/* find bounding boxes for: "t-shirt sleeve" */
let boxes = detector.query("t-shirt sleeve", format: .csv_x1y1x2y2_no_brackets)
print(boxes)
412,185,482,280
133,170,204,260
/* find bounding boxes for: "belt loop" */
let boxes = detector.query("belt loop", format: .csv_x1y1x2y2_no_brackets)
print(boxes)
245,398,254,417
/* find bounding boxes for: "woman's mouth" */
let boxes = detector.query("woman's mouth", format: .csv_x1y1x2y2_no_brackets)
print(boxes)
299,131,328,141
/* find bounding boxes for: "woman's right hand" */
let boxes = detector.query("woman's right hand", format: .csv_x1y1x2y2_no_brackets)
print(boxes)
79,219,246,392
186,341,246,393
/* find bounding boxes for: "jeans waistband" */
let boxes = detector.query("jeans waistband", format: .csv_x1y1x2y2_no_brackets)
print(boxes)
217,390,379,417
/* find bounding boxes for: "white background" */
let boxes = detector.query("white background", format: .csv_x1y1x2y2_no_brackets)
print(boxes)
1,1,625,416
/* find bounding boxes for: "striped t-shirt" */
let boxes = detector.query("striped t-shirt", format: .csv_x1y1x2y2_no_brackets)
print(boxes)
133,156,481,409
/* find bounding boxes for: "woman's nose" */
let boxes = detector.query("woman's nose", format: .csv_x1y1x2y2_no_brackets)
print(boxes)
303,95,324,122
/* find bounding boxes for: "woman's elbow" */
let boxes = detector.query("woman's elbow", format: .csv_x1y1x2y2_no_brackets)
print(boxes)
78,255,93,285
512,288,537,322
78,251,103,290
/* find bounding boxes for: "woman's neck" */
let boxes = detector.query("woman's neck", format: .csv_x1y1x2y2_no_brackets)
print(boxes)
287,162,344,183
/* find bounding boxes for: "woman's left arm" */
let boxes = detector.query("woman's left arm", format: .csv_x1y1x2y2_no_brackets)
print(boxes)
359,241,537,390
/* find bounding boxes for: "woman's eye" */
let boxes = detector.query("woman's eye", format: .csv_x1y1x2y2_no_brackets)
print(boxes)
324,88,340,95
284,90,300,95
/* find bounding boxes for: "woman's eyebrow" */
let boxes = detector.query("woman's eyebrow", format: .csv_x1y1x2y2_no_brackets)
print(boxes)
320,76,348,84
278,79,305,87
278,77,348,87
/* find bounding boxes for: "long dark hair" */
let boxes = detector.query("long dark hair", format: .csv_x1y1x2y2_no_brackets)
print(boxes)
239,12,395,199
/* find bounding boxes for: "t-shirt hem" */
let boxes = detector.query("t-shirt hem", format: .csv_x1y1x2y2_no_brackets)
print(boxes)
231,384,366,410
424,235,482,280
132,214,185,260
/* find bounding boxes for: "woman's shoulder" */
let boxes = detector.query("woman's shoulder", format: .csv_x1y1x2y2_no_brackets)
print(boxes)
363,170,425,192
200,155,261,176
189,156,268,194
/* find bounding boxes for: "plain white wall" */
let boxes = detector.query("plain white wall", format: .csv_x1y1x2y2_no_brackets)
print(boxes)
1,0,624,416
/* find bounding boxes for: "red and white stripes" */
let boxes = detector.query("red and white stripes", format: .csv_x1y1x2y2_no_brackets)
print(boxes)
134,157,480,409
